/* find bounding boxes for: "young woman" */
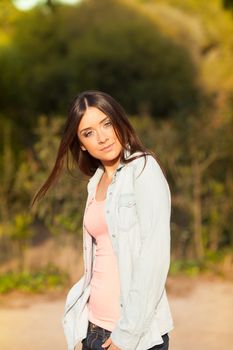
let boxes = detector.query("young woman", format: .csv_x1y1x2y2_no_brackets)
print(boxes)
32,90,174,350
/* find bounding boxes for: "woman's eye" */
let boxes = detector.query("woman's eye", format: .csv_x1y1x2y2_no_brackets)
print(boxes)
104,121,112,127
84,131,92,137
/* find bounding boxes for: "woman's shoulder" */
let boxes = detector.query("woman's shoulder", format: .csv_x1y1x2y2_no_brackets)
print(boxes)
128,151,167,181
128,151,160,169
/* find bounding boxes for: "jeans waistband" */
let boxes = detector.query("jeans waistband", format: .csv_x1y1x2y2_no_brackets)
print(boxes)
88,321,112,337
88,321,169,345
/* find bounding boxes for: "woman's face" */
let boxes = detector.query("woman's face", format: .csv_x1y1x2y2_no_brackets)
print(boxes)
77,107,123,166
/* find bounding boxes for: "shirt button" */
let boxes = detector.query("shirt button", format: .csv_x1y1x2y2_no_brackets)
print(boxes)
109,192,112,195
112,234,115,238
106,210,110,214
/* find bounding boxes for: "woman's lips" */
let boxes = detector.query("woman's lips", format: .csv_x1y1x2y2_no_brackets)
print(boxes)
101,143,114,152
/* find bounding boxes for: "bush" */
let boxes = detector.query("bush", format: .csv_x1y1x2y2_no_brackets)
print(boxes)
0,264,69,294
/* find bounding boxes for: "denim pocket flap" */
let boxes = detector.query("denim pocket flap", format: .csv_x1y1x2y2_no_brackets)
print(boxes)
118,193,136,208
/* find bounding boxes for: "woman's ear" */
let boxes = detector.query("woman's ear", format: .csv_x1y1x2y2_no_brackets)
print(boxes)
80,145,86,151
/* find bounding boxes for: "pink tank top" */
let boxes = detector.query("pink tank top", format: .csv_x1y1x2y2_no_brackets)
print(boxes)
83,185,121,331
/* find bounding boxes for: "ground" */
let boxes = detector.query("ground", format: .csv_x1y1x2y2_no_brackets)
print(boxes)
0,274,232,350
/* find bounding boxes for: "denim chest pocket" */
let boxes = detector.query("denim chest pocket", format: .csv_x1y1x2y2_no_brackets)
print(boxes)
117,193,138,232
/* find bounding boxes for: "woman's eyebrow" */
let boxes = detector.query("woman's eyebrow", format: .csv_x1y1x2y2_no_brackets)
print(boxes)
79,116,110,134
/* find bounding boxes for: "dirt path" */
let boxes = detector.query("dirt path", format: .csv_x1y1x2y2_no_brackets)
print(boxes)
167,276,233,350
0,276,232,350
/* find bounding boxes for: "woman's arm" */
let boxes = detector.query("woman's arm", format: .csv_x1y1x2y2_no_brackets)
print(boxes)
110,155,171,350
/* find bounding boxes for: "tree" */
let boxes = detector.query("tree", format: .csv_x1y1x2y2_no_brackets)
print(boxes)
1,0,200,127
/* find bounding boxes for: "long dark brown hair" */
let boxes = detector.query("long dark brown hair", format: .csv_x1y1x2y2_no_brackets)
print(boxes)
31,90,163,206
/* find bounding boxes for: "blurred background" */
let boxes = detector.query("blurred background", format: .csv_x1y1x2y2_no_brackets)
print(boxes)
0,0,232,349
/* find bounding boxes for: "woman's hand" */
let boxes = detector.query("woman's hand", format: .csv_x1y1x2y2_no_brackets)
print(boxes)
101,337,121,350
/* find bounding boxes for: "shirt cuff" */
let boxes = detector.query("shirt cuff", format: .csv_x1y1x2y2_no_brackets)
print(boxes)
111,327,141,350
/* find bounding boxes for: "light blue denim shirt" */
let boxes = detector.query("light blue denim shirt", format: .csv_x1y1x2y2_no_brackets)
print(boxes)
62,149,174,350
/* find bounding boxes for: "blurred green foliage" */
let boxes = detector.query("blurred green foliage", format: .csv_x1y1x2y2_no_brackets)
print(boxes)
0,264,69,293
0,0,201,126
223,0,233,9
170,247,232,276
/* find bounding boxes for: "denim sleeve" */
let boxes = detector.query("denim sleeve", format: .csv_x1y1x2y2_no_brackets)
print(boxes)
111,155,171,350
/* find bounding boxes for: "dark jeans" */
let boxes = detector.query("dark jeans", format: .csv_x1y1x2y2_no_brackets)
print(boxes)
81,321,169,350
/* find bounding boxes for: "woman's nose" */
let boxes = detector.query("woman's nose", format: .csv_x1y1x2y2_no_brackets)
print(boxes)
97,130,108,143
